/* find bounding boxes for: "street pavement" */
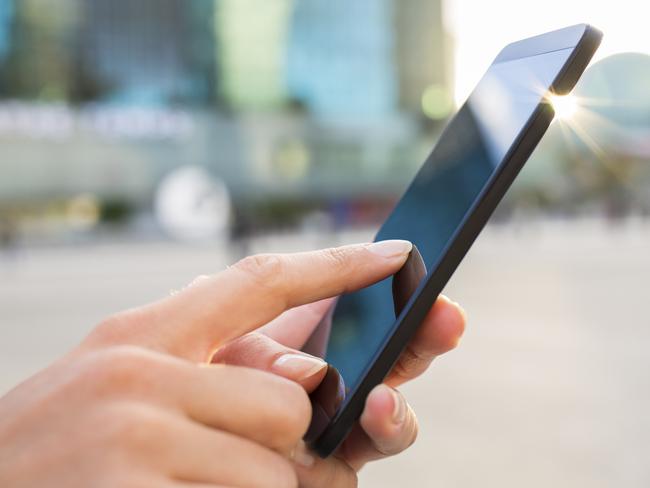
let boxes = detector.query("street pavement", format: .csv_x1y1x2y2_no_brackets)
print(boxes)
1,219,649,487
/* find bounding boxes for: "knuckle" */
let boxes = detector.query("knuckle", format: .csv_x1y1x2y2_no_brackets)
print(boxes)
232,331,270,351
121,412,164,450
234,254,285,287
100,402,165,452
82,346,156,393
89,308,151,347
92,312,131,341
212,332,270,365
97,311,131,330
393,346,432,382
322,246,353,269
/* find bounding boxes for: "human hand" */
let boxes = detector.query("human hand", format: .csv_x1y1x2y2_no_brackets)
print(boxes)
0,240,432,487
213,250,467,487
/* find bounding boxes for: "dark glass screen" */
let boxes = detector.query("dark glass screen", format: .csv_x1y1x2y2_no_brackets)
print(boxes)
307,48,574,417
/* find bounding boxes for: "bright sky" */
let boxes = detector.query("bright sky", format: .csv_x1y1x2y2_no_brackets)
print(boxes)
445,0,650,105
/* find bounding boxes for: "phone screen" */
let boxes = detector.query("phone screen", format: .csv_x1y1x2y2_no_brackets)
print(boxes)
305,47,575,420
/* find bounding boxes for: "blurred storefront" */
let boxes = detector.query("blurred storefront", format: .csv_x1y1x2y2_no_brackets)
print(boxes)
0,0,649,244
0,0,453,242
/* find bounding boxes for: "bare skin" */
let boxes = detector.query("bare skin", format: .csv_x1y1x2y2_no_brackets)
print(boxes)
0,240,465,487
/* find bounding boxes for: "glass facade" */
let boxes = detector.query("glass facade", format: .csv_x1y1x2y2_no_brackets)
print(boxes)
0,1,453,212
0,0,13,60
80,0,216,105
287,0,396,120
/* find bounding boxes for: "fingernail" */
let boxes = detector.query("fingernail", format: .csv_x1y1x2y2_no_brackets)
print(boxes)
441,295,468,328
368,240,413,258
291,442,315,468
389,387,406,425
454,301,468,325
272,353,327,381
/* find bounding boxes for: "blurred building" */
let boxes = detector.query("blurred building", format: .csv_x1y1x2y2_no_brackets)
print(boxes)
287,0,395,121
394,0,454,118
80,0,216,106
214,0,294,111
286,0,452,122
0,0,458,237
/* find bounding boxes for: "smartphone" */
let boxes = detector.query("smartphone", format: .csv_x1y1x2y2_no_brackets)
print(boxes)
303,24,602,457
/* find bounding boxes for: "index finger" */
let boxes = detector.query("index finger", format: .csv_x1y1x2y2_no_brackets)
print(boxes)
86,240,412,362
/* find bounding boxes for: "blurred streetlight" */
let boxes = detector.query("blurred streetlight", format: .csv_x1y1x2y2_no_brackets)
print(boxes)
154,166,231,242
66,194,100,231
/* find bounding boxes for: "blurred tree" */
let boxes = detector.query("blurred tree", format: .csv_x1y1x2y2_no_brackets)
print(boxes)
1,0,80,101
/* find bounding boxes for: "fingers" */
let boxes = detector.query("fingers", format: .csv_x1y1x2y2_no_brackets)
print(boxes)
359,385,418,456
160,413,298,488
290,442,358,488
76,346,312,454
179,366,313,453
211,332,327,392
337,385,418,471
258,298,335,349
385,295,466,387
93,399,298,488
85,241,412,362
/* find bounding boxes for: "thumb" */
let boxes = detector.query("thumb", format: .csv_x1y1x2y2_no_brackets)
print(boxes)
212,332,328,393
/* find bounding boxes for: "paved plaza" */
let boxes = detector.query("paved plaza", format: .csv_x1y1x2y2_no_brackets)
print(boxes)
1,220,649,487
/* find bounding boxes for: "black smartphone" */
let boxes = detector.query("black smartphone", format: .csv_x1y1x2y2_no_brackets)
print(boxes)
303,24,602,457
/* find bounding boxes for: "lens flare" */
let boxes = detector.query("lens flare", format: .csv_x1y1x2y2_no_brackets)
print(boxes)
549,94,578,120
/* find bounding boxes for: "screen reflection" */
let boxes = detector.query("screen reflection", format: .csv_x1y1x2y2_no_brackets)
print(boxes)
305,48,574,435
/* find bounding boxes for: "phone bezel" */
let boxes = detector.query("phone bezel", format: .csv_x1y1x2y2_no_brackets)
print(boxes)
308,23,603,458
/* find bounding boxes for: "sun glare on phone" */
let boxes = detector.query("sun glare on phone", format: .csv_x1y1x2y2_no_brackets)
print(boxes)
549,94,578,120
